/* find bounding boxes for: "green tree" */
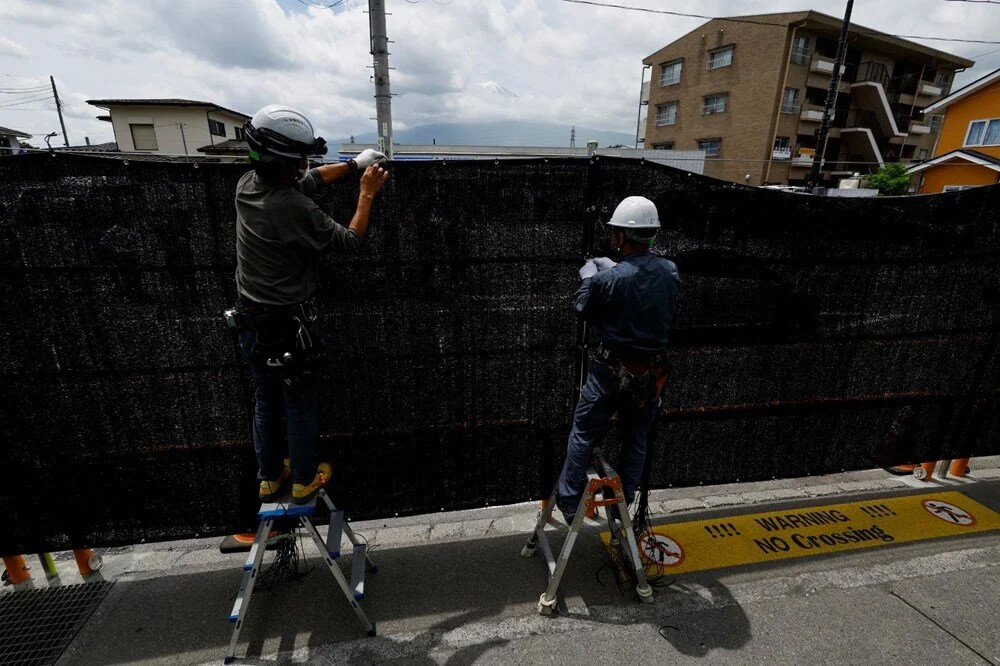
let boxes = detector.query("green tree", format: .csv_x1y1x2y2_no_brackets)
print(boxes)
866,163,912,196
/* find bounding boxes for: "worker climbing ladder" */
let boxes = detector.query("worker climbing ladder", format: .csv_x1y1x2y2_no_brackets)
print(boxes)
225,488,378,663
521,448,653,615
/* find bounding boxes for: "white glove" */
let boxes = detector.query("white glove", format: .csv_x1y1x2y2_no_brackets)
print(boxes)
592,257,617,271
579,260,598,280
355,149,387,169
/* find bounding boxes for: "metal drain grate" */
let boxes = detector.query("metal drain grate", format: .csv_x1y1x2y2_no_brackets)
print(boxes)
0,580,114,665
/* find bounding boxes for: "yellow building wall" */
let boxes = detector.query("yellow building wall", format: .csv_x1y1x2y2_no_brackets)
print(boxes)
934,80,1000,159
918,163,999,193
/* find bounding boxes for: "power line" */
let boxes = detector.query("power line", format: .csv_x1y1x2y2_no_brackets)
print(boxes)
555,0,1000,45
944,0,1000,4
0,86,50,95
0,93,54,106
295,0,344,8
0,96,55,109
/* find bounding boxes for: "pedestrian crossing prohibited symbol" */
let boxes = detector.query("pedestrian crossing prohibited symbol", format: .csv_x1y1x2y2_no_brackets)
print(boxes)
639,533,684,567
922,499,976,526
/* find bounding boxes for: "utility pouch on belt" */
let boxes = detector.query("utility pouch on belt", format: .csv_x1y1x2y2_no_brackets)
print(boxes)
592,342,670,407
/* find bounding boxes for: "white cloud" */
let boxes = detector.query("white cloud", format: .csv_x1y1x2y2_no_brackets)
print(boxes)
0,37,30,58
1,0,998,147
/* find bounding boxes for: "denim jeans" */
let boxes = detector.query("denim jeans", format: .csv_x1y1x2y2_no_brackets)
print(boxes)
556,359,659,514
239,326,320,485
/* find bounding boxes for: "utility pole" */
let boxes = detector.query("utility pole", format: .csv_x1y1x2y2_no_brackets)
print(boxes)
368,0,394,159
570,126,576,148
808,0,853,191
50,75,69,147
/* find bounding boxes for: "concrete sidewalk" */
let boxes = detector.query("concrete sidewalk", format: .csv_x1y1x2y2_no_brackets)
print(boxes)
18,462,1000,664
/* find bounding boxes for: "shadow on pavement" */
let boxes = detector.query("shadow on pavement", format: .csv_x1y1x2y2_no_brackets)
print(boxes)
64,527,752,664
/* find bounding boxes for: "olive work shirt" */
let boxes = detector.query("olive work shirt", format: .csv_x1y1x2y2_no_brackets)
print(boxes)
235,168,360,306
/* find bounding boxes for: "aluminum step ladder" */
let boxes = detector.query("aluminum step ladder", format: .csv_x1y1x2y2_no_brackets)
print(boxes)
520,448,653,615
225,488,377,663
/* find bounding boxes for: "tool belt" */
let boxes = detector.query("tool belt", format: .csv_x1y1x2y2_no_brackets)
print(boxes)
590,341,670,407
224,296,322,395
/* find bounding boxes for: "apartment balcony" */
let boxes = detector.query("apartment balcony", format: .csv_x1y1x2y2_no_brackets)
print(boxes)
640,81,650,104
909,122,931,135
800,104,825,122
918,82,943,97
772,147,792,161
790,148,816,167
810,55,847,76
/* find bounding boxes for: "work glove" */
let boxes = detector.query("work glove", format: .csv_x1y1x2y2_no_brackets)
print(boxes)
592,257,617,271
579,260,598,280
355,149,387,168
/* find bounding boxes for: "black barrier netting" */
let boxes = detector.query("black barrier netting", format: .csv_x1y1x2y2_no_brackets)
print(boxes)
1,153,998,554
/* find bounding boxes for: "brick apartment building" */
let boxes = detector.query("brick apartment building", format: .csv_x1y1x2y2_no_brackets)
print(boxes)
639,11,973,186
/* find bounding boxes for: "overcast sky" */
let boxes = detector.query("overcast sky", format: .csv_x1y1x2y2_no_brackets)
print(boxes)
1,0,998,148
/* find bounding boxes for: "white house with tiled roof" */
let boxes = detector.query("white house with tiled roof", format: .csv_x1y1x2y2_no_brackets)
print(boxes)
87,99,250,156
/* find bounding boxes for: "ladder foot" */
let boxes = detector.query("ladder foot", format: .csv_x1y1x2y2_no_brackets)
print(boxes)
366,623,377,637
368,564,379,575
537,592,557,616
224,657,234,664
636,584,654,603
520,543,537,558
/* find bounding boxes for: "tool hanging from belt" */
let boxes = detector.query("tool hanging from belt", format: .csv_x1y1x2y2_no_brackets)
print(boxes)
224,298,321,395
589,341,670,407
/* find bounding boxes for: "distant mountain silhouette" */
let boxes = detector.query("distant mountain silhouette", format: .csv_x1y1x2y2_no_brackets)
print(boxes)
338,120,635,148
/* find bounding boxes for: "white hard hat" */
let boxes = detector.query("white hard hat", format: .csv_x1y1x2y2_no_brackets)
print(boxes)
607,196,660,230
245,104,327,160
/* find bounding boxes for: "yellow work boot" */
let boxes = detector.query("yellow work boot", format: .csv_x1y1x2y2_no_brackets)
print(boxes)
292,462,332,505
258,458,292,502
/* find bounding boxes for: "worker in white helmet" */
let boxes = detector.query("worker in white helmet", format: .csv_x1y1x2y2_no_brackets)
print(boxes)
555,196,680,523
232,104,389,505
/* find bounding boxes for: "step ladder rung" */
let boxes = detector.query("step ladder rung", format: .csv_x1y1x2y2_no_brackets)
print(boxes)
327,510,345,558
351,543,367,600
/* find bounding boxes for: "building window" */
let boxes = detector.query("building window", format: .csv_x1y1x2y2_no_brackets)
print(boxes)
129,123,158,151
916,148,928,161
791,35,809,64
935,70,952,90
781,87,800,113
208,119,226,137
656,102,678,126
965,118,1000,147
773,136,791,160
659,60,682,86
234,126,246,140
943,185,977,192
652,142,674,149
702,93,727,114
697,138,721,157
929,115,944,132
707,45,734,70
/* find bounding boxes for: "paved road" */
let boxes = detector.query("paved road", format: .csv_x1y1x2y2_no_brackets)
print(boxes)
56,477,1000,665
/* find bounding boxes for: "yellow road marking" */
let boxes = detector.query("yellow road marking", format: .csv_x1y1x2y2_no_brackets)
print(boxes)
602,491,1000,576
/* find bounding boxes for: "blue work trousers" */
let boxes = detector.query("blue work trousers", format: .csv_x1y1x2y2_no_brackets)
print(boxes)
557,359,659,514
239,327,319,485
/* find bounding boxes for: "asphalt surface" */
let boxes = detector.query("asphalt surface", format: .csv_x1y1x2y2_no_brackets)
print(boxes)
20,469,1000,665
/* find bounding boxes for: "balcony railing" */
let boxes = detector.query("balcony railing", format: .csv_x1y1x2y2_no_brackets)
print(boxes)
772,147,792,160
810,55,847,76
800,104,825,122
790,47,811,65
837,108,887,144
854,61,899,105
781,101,801,114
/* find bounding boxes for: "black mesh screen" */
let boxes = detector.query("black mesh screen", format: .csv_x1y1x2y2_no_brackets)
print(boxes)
2,153,998,554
